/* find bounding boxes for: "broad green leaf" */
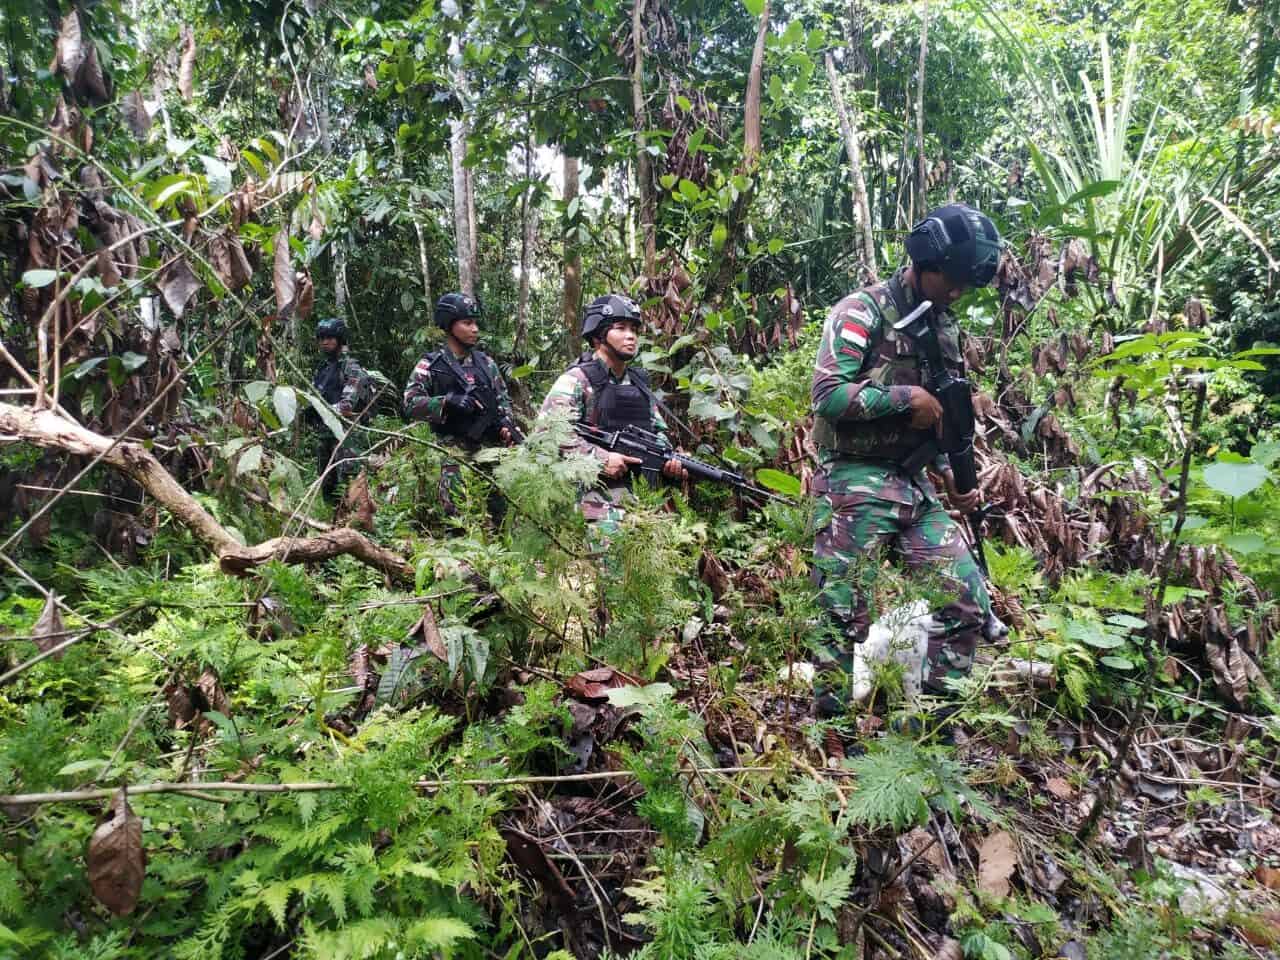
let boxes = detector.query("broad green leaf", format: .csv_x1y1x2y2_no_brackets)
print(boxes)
199,155,232,196
677,178,701,202
742,0,765,16
711,221,727,251
1105,613,1147,631
1223,533,1267,554
675,94,692,112
767,237,784,255
151,177,193,209
659,173,677,190
120,351,148,373
1203,460,1269,499
755,468,800,497
1251,441,1280,467
57,758,110,777
605,683,675,708
21,269,59,288
1100,656,1135,670
307,393,346,441
510,364,534,380
244,380,271,404
236,443,263,476
780,19,805,47
272,385,297,428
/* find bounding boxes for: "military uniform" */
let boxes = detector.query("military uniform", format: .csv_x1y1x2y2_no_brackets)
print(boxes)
403,346,513,516
537,355,671,536
810,268,990,696
312,347,374,501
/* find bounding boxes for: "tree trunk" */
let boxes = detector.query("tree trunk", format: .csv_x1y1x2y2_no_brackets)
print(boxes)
450,118,475,297
915,0,929,219
562,154,582,355
516,130,536,358
631,0,656,277
742,0,770,170
824,52,877,280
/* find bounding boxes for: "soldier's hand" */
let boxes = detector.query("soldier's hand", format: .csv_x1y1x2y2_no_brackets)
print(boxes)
662,457,687,481
499,426,513,446
443,392,473,415
907,386,943,436
602,451,641,479
943,469,982,514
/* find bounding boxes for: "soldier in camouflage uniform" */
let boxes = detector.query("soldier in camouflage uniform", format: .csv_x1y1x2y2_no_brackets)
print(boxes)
312,317,375,502
537,293,685,538
811,204,1002,706
403,293,516,517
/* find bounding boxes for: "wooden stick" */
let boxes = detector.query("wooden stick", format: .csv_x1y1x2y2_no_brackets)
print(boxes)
0,765,782,806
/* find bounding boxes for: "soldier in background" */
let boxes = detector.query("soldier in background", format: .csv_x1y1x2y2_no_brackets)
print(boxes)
403,293,516,517
312,317,374,503
810,204,1001,715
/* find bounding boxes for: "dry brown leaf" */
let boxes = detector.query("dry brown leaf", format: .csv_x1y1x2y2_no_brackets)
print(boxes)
407,603,446,663
157,257,200,318
196,668,231,715
1254,866,1280,891
77,42,109,104
340,470,375,531
53,12,85,83
273,230,296,317
932,938,963,960
33,593,68,659
87,789,146,916
977,830,1017,898
209,232,252,292
295,273,315,322
1242,909,1280,947
97,247,121,289
564,666,640,700
178,27,196,101
1045,777,1074,800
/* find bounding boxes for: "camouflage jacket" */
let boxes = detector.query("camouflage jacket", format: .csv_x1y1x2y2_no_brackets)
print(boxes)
537,358,670,465
403,347,513,428
313,348,374,421
811,269,962,503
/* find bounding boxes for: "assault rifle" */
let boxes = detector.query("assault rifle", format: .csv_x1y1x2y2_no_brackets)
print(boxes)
574,423,787,503
894,300,990,574
435,351,525,445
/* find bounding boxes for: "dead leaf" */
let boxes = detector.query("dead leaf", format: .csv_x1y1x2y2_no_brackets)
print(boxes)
977,830,1017,898
1045,777,1074,800
932,939,963,960
1255,865,1280,890
87,789,146,915
339,471,375,531
295,273,315,322
273,230,296,317
209,231,252,292
698,551,731,600
53,12,86,85
178,27,196,101
363,62,379,91
1242,909,1280,947
163,678,195,728
196,668,231,715
157,257,200,318
33,593,68,659
76,42,109,105
564,666,640,700
406,603,446,663
97,247,121,289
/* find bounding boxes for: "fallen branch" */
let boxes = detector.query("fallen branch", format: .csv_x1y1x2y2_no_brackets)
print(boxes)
0,765,781,807
0,402,412,584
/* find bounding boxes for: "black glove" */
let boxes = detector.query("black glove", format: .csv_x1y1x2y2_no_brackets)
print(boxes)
443,392,474,415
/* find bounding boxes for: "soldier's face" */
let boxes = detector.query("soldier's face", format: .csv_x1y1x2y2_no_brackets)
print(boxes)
450,317,480,347
603,320,639,359
317,336,339,354
920,269,970,306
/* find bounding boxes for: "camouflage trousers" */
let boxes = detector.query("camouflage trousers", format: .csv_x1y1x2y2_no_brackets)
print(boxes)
316,434,365,503
810,461,990,698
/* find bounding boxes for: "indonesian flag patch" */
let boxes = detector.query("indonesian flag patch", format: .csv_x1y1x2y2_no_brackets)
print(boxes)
839,319,869,349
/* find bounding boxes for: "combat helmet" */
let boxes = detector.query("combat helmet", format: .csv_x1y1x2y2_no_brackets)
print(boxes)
581,293,642,342
434,292,481,332
905,204,1002,287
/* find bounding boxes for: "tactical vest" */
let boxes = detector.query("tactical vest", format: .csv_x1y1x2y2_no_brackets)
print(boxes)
812,272,965,464
314,358,345,406
424,348,499,440
574,356,654,433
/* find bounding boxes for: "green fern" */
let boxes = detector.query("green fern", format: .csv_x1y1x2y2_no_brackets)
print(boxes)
847,736,994,831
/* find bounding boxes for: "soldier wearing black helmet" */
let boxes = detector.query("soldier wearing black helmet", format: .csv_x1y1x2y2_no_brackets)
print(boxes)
537,293,685,533
403,292,516,516
312,317,374,502
809,204,1002,714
